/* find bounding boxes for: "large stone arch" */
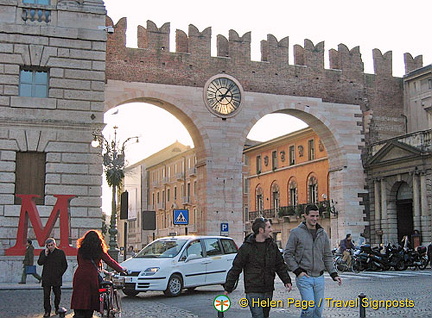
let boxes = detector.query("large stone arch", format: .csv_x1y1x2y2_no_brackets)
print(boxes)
105,79,366,243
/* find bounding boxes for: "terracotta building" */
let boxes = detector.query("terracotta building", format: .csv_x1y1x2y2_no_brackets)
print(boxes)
243,127,333,248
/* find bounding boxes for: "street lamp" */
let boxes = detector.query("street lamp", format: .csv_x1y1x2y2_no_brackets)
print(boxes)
92,126,139,261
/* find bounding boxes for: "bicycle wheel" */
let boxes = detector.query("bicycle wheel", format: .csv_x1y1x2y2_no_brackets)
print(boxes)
110,289,122,317
101,292,110,318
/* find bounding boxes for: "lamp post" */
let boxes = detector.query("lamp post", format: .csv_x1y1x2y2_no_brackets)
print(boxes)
92,126,138,261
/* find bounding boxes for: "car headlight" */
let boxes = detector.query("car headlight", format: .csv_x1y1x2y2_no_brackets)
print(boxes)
140,267,160,276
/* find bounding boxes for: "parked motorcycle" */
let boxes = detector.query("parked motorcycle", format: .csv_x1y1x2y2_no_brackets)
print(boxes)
352,244,390,272
403,245,428,270
384,243,406,271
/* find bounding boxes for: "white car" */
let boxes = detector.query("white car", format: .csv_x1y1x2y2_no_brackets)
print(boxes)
120,235,238,297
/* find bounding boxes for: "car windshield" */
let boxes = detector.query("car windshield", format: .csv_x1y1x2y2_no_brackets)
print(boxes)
135,239,188,258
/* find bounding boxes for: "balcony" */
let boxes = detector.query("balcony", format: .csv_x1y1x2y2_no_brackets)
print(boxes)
248,201,333,221
21,6,51,23
369,129,432,157
175,172,185,181
188,167,197,177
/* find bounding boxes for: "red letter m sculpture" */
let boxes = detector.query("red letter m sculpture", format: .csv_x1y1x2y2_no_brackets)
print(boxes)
6,194,77,256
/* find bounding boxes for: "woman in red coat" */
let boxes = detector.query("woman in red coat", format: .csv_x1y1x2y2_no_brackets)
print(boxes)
71,230,126,318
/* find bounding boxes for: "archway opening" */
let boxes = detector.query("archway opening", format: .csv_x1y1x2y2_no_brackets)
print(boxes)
396,182,413,243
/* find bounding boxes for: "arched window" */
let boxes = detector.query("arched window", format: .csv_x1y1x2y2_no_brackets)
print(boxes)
308,176,318,204
271,183,280,211
289,179,298,207
256,186,264,213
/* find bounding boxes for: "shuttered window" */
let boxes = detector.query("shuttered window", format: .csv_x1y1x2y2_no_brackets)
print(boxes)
15,152,46,205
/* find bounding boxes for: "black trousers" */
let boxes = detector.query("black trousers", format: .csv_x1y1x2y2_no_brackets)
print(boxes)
73,309,94,318
43,285,61,313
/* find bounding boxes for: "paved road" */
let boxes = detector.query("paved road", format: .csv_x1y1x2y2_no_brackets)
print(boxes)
1,269,431,318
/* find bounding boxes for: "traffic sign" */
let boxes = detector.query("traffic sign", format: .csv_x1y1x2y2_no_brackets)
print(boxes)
220,222,229,235
173,209,189,225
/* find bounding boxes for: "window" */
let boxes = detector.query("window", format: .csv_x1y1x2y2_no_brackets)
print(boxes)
184,240,203,258
308,139,315,160
271,183,280,211
220,239,238,254
204,238,222,256
23,0,50,4
272,151,278,170
244,178,249,194
289,145,295,165
174,186,177,200
19,69,48,98
256,187,264,212
308,176,318,203
289,180,297,207
256,155,262,174
15,152,46,205
167,188,170,202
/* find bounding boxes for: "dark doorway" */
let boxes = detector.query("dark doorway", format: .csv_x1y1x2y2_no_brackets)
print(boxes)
396,199,413,243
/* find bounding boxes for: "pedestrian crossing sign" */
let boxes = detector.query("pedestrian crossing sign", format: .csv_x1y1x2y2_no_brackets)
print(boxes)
173,209,189,225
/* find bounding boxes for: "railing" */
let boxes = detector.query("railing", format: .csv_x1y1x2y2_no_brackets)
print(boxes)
248,201,335,221
369,129,432,157
22,7,51,23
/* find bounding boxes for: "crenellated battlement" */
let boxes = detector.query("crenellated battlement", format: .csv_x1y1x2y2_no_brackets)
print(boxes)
106,17,423,77
105,17,424,145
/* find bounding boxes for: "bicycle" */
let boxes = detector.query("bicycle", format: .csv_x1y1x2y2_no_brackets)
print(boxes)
99,271,125,317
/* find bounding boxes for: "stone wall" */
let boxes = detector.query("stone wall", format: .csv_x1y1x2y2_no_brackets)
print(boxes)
0,0,107,282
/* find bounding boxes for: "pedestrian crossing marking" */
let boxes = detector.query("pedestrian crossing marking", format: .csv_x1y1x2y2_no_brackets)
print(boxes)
176,212,186,223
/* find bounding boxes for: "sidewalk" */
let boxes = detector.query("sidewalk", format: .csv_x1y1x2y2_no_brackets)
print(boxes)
0,281,73,290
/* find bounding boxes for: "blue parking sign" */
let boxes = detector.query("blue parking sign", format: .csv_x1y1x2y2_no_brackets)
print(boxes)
220,222,229,234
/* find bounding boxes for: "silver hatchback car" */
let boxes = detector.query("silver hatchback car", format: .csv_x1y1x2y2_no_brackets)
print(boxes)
120,235,238,297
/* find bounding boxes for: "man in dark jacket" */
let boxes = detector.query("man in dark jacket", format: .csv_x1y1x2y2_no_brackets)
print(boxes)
224,217,292,318
19,239,42,284
284,204,342,318
38,238,68,317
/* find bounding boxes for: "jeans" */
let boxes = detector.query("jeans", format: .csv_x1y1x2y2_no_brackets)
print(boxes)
296,275,325,318
245,291,273,318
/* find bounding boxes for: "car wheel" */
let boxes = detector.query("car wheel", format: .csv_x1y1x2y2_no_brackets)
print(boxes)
164,274,183,297
122,289,139,297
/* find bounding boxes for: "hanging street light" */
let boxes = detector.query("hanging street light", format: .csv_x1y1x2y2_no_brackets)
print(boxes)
92,126,139,261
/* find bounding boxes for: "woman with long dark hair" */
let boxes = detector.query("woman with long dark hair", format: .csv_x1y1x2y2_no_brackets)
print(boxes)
71,230,126,318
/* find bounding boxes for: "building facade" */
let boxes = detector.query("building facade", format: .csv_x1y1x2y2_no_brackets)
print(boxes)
0,0,108,282
365,65,432,246
1,0,431,283
244,128,333,248
121,142,198,250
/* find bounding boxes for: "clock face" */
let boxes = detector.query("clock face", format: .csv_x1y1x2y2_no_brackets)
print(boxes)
204,75,242,117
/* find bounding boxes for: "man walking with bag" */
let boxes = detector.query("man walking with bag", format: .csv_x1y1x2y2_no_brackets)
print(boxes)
38,238,68,317
19,239,42,284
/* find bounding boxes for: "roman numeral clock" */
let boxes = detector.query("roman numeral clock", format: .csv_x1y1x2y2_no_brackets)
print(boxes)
204,75,243,118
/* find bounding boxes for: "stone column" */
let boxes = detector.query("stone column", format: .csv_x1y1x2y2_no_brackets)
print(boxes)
412,172,421,231
374,178,381,243
380,178,388,243
420,172,430,242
